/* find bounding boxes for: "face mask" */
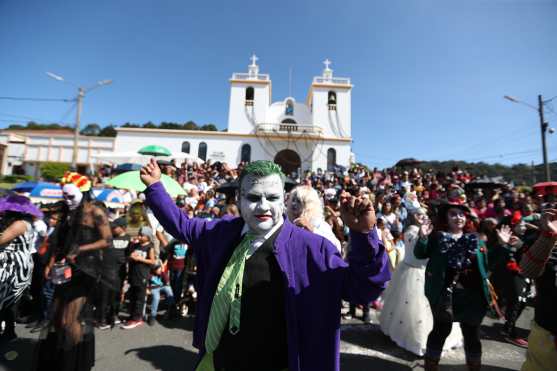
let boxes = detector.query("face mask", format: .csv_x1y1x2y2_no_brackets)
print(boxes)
62,184,83,210
239,174,285,235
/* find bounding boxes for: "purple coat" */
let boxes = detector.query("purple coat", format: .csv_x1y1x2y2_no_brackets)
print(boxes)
145,182,390,371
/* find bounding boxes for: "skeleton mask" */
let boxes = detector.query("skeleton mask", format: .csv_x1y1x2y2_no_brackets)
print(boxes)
62,183,83,210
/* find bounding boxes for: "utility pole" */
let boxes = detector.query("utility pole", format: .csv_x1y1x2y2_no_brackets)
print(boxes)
538,94,550,181
531,160,536,184
73,87,84,170
47,72,111,171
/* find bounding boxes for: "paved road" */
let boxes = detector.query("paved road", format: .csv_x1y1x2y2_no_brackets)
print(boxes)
1,306,530,371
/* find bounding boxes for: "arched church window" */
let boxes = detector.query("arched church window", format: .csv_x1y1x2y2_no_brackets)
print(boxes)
285,100,294,116
241,144,251,163
280,118,297,132
327,148,336,171
198,142,207,161
181,141,190,154
328,91,337,111
245,87,254,106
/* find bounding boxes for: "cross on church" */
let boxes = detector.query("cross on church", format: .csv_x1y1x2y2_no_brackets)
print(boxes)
250,54,259,66
323,58,332,70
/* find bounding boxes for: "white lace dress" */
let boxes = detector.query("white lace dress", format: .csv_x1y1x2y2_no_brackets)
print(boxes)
379,226,463,356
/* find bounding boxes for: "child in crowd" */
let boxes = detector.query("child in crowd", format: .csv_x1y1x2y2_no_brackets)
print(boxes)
121,226,155,329
32,211,61,332
148,260,175,325
98,217,130,329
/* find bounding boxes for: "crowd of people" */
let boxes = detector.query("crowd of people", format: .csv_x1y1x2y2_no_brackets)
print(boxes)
0,157,556,371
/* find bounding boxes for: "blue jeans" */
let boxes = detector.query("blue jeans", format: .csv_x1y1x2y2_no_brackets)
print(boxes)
150,285,175,318
41,279,55,320
170,269,185,300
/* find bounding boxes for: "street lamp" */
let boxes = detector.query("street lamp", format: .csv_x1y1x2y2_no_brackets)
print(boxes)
504,94,555,181
47,72,112,169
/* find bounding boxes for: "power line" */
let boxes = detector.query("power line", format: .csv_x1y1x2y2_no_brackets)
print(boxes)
0,96,73,102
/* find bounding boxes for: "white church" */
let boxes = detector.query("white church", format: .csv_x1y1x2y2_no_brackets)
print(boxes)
0,56,354,177
114,55,353,175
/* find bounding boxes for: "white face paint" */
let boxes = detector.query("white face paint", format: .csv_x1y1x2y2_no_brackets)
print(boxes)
239,174,285,235
62,184,83,210
447,208,466,232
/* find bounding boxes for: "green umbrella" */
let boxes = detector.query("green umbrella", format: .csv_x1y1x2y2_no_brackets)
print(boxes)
138,145,172,157
106,171,186,198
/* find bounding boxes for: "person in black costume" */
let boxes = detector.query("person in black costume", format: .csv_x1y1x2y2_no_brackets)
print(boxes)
34,172,112,371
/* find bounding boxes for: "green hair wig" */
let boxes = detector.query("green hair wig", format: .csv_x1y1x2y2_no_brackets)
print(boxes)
238,160,286,188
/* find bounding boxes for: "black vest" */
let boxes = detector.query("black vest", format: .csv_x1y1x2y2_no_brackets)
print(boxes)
213,227,288,371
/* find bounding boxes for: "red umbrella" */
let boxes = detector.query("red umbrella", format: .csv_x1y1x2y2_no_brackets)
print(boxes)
533,181,557,196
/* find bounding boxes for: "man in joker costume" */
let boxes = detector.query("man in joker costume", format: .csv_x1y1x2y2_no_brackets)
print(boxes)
141,159,390,371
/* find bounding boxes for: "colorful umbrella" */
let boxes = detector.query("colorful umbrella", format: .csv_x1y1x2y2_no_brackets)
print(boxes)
533,181,557,196
106,171,186,197
138,145,171,157
12,182,62,199
92,189,127,203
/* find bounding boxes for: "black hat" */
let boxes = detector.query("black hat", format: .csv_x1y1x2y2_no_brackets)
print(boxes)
110,217,127,229
437,202,470,216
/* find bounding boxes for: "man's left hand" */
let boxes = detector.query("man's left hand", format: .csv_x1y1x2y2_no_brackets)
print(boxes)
340,191,376,234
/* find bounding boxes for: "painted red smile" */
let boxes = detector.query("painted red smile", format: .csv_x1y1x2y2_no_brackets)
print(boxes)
255,215,272,221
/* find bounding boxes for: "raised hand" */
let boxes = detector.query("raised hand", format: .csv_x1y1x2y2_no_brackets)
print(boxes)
539,208,557,235
140,158,162,187
339,191,376,234
418,221,433,239
496,224,513,245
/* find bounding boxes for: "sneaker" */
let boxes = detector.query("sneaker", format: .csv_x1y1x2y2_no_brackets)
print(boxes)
148,317,156,326
505,336,528,348
342,313,354,320
113,318,122,325
30,320,49,333
97,322,111,330
121,320,143,329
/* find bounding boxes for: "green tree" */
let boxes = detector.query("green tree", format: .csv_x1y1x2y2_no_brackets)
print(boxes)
201,124,217,131
81,123,101,136
160,122,182,130
99,125,117,137
40,162,70,181
142,121,157,129
122,122,140,128
183,121,198,130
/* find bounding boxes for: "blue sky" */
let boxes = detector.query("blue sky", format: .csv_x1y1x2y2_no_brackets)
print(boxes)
1,0,556,169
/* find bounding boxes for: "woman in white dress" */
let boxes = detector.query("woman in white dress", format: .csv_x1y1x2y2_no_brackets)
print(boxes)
379,208,463,356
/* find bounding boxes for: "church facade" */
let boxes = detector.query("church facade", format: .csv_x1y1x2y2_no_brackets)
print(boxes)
115,56,353,175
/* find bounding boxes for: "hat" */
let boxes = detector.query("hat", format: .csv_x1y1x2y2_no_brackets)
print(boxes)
437,201,470,216
61,172,91,192
138,226,154,241
110,217,127,229
0,195,43,218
